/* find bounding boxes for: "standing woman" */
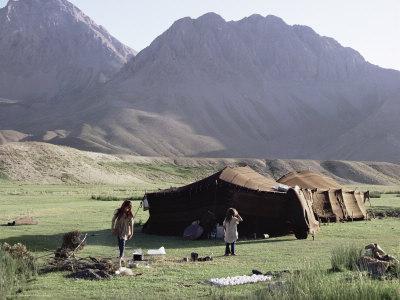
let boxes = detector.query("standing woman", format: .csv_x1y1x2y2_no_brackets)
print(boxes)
223,208,243,256
111,200,134,264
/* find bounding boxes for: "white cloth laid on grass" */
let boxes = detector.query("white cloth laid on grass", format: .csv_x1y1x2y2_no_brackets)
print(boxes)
209,274,272,286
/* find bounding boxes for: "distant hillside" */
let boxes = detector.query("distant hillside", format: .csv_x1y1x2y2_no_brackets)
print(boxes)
1,142,400,185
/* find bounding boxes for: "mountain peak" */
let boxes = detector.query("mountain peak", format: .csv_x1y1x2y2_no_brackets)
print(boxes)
6,0,71,8
265,14,286,24
197,12,226,23
239,14,287,26
5,0,73,14
2,0,90,25
0,0,134,102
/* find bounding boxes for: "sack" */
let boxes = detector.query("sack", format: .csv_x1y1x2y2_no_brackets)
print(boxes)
216,225,224,239
183,223,204,240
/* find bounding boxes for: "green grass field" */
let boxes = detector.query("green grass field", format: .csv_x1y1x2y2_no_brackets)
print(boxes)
0,183,399,299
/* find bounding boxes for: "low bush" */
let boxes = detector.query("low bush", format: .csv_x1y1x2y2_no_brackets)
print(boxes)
91,195,143,201
369,191,381,198
0,244,36,299
368,207,400,218
330,245,363,272
91,195,122,201
382,190,400,194
0,171,8,181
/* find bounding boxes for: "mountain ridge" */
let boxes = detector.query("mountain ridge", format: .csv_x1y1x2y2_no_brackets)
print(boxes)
0,4,399,162
96,12,400,160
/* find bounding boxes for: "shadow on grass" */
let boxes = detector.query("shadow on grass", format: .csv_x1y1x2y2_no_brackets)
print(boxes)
239,237,296,245
0,228,298,253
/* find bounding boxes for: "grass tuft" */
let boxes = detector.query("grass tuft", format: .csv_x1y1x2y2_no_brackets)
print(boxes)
0,246,36,299
330,245,363,272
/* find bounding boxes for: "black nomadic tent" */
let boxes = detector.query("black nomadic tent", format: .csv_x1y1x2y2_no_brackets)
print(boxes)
143,166,319,239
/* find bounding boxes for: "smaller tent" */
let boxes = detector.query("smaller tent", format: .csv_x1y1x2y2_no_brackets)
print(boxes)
144,166,319,239
277,171,368,221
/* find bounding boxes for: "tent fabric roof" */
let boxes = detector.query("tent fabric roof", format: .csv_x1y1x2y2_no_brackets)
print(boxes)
149,166,280,195
219,166,278,192
277,170,341,189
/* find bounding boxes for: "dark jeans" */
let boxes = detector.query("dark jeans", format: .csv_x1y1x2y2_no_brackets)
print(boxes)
118,237,126,258
225,242,235,255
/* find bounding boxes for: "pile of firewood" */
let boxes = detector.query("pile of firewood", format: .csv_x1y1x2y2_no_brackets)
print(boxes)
54,230,87,258
43,256,117,280
43,230,117,280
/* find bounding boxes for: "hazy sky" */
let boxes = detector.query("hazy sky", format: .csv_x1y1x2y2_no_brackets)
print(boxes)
1,0,399,70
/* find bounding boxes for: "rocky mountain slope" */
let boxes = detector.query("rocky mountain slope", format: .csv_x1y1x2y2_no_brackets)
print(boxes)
96,13,400,160
0,0,135,103
1,142,400,185
42,12,400,161
0,2,399,162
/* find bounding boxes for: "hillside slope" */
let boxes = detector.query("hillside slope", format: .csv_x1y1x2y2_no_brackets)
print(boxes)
1,142,399,185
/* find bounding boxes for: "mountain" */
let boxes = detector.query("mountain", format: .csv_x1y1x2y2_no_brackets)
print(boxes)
0,8,400,162
93,13,400,160
0,0,135,103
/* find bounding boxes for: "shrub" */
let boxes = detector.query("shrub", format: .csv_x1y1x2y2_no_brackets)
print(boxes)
330,245,363,272
91,195,143,201
367,207,400,218
91,195,122,201
0,171,8,181
382,190,400,194
369,191,381,198
0,244,36,299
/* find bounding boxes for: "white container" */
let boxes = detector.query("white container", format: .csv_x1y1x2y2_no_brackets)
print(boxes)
147,246,166,255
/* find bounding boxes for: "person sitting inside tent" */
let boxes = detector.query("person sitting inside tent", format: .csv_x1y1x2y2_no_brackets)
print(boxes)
223,208,243,256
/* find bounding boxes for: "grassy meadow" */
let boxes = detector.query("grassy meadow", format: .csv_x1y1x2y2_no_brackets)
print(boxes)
0,182,399,299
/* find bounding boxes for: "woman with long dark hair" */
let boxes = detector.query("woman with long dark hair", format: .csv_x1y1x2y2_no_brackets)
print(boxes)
111,200,134,263
223,208,243,256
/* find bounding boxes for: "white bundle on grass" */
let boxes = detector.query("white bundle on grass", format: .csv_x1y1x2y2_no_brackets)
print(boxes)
209,274,272,286
115,267,134,276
